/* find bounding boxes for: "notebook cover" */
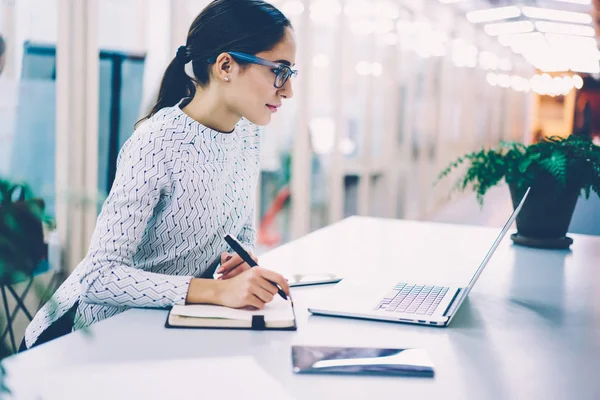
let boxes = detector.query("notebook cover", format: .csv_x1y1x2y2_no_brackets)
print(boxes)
164,301,298,331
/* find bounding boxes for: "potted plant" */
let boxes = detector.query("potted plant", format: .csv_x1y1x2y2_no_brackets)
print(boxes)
437,135,600,249
0,178,53,361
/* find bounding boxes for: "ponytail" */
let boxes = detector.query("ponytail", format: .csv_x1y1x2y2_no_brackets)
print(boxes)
137,46,196,127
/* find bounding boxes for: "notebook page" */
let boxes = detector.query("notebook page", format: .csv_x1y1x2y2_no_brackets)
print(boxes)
171,295,293,322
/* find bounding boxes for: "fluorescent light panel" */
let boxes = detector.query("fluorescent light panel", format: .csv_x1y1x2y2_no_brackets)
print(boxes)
466,6,521,23
522,6,592,24
498,32,544,47
535,21,595,36
544,33,598,49
484,21,534,36
551,0,591,4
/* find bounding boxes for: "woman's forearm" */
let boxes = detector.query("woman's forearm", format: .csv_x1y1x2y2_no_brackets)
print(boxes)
81,263,192,308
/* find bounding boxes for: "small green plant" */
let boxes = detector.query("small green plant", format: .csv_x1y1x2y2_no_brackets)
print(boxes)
437,135,600,204
0,180,51,281
0,179,54,359
0,178,57,393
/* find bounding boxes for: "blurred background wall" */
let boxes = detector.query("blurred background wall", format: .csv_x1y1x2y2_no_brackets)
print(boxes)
0,0,598,258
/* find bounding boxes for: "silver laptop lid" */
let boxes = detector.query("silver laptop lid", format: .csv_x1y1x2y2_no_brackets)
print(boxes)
446,187,531,320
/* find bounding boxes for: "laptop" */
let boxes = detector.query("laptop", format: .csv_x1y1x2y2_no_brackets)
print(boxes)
308,188,531,327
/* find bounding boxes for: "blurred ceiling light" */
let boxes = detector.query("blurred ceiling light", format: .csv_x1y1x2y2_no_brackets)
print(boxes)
373,18,395,34
355,61,372,75
484,21,534,36
497,74,511,88
508,32,547,55
310,0,341,22
572,74,584,89
351,62,383,76
412,20,432,32
281,0,304,16
374,1,399,19
350,18,374,35
340,137,356,156
396,20,414,34
430,47,446,57
544,33,597,48
486,72,499,86
535,21,595,36
530,74,545,95
534,58,571,73
312,54,330,68
344,0,371,18
508,32,600,73
510,76,530,92
541,73,553,88
452,40,478,67
309,118,335,155
552,0,591,4
555,76,573,96
499,58,513,71
382,33,398,46
498,32,541,47
552,76,565,95
371,63,383,76
414,30,447,57
521,7,592,24
429,42,447,57
570,63,600,74
479,51,499,70
464,46,476,66
466,6,521,24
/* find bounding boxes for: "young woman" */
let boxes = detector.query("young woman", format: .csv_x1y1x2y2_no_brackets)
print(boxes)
23,0,296,350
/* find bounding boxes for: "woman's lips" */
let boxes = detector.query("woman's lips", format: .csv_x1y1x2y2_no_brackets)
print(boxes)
266,104,279,113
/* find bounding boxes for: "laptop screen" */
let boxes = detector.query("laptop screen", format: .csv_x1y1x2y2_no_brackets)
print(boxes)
447,187,531,316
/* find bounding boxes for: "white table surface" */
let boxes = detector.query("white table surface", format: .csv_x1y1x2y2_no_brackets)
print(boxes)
3,216,600,399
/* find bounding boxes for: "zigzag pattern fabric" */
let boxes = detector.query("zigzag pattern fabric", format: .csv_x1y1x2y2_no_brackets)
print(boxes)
25,104,260,347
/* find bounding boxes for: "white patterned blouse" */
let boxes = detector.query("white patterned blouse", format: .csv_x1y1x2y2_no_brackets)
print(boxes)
24,104,260,348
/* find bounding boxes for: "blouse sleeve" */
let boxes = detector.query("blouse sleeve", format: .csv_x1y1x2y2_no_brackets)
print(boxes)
79,131,192,308
237,204,257,253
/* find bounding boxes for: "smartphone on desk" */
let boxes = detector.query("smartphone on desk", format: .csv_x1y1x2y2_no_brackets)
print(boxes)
291,345,434,377
286,273,342,287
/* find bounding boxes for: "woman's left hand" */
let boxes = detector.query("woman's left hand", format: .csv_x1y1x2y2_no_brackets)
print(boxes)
216,251,259,280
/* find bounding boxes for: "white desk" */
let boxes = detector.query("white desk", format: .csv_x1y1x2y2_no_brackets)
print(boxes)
4,217,600,399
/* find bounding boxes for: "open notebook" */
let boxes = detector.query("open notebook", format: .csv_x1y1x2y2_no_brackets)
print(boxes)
166,295,297,330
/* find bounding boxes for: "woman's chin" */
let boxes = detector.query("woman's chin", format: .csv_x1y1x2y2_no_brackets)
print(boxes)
245,113,271,126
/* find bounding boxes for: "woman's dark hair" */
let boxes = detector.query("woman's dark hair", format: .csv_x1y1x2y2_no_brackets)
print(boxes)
139,0,292,125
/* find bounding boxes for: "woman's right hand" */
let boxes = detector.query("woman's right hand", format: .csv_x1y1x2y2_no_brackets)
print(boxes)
215,267,290,309
185,267,290,309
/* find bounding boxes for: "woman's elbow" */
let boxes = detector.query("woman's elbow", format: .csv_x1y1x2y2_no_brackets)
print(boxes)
78,269,104,304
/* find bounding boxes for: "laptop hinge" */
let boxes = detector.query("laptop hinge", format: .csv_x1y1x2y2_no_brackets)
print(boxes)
443,288,462,317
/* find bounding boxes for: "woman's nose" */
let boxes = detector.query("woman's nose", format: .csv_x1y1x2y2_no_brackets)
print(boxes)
279,78,294,99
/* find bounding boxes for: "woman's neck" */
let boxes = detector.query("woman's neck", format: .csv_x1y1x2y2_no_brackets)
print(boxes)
182,86,240,133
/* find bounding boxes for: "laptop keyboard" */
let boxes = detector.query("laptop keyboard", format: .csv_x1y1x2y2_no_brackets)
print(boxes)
373,283,449,316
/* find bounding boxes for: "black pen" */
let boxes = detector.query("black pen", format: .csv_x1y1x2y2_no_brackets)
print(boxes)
224,234,288,300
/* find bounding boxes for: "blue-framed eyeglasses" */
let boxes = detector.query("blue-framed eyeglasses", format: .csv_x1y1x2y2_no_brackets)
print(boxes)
208,51,298,89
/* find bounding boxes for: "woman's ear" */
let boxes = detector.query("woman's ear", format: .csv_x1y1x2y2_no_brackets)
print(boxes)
215,52,234,82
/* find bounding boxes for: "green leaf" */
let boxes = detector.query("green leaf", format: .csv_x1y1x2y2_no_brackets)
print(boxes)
435,135,600,205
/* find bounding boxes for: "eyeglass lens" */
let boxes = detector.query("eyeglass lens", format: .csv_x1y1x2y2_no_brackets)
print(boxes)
275,68,290,88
